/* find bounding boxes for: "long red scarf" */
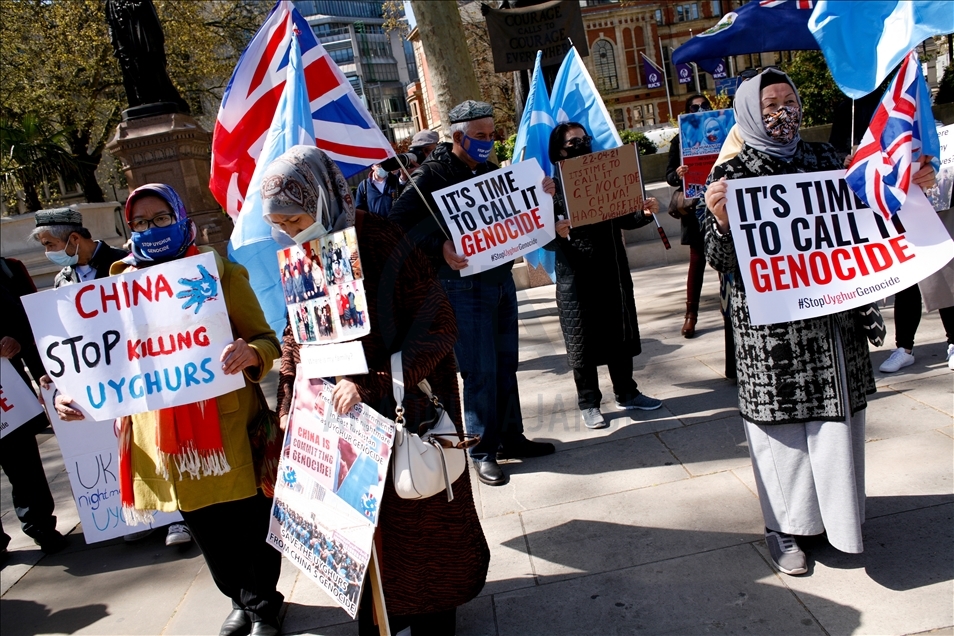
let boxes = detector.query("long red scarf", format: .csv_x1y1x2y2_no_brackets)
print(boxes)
117,245,231,524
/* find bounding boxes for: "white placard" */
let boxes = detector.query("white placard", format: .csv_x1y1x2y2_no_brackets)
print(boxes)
725,170,954,325
299,341,369,379
432,158,555,276
41,387,182,543
0,357,44,438
21,253,244,420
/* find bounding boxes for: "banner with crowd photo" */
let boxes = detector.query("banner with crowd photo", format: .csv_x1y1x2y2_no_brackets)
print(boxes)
433,158,555,276
0,358,44,438
558,144,644,228
21,253,244,421
724,170,954,326
278,227,370,347
679,108,736,198
40,387,182,543
267,371,394,618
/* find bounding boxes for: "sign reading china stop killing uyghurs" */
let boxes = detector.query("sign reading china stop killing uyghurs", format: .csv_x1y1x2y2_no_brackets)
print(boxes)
433,158,555,277
21,252,244,420
725,170,954,326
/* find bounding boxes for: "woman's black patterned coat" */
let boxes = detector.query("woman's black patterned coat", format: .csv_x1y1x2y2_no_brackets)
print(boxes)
704,141,876,425
546,181,653,369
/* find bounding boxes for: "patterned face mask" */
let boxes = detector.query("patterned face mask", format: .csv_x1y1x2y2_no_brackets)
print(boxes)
762,105,801,143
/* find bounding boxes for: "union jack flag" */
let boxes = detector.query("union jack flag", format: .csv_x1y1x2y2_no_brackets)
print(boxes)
210,0,393,218
759,0,813,8
845,51,940,219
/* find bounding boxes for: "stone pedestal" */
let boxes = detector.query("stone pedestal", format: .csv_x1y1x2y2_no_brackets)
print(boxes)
106,111,233,255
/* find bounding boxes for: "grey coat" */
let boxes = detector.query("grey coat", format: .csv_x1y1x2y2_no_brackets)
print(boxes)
704,141,876,425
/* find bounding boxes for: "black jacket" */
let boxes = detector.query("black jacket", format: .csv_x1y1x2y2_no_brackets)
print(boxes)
389,143,512,283
53,240,129,288
0,258,47,401
545,181,652,369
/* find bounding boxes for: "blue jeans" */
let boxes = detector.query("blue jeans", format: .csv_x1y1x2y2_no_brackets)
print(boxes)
441,275,524,462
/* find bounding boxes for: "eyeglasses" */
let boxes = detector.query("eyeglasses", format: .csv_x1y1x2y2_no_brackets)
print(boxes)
739,65,782,81
130,213,175,233
689,102,712,113
564,135,592,149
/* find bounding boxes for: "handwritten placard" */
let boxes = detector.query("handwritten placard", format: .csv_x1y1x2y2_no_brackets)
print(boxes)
0,358,43,438
558,144,643,227
21,252,243,420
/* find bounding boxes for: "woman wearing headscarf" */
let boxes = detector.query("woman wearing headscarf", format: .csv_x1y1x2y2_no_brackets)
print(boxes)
666,94,713,339
53,183,284,635
262,145,489,634
703,69,934,576
545,123,663,431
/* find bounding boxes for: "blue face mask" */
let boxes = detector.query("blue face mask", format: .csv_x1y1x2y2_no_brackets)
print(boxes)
46,236,79,267
131,222,187,260
462,135,494,163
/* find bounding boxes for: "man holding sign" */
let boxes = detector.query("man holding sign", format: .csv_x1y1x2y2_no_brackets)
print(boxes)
391,100,556,486
703,69,939,577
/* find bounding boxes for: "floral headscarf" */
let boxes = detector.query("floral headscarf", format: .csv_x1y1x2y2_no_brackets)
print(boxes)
260,145,355,233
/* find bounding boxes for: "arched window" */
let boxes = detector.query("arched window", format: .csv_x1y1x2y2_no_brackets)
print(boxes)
593,39,619,91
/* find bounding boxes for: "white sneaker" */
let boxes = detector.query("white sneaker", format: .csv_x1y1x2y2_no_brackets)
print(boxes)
947,344,954,371
879,347,914,373
165,523,192,546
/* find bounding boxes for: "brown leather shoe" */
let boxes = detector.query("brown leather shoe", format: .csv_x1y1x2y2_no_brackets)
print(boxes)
681,311,697,338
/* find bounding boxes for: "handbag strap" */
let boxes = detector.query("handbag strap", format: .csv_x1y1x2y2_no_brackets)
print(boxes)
390,351,405,423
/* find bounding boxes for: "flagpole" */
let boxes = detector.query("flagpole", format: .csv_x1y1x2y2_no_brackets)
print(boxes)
658,36,673,122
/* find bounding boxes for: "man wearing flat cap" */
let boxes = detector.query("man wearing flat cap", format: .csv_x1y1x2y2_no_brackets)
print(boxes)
390,100,556,487
31,208,129,288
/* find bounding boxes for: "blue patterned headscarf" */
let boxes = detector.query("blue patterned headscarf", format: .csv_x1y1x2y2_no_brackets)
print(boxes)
123,183,197,265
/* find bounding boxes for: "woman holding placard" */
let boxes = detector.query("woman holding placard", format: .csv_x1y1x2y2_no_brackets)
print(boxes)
703,68,936,577
54,183,285,636
261,145,488,634
546,123,663,431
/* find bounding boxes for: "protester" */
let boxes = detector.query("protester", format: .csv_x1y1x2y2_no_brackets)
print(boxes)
354,163,400,217
390,100,556,487
262,145,489,634
31,208,129,287
666,95,712,339
545,123,663,430
0,257,68,556
409,129,439,163
53,184,283,636
703,68,936,576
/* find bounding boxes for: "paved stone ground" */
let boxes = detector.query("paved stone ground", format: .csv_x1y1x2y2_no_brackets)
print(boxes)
1,262,951,636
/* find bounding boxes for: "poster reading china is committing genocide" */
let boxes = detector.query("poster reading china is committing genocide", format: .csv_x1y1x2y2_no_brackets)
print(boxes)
267,372,394,618
559,144,644,228
21,252,244,420
433,158,556,276
725,170,954,326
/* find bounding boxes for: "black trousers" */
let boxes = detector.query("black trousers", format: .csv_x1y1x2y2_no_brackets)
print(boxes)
0,415,57,548
180,490,284,623
572,355,639,410
893,284,954,349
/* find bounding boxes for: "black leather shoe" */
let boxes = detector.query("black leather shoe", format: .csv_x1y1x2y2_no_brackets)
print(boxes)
497,437,555,460
219,609,251,636
473,459,508,486
250,619,282,636
32,530,67,554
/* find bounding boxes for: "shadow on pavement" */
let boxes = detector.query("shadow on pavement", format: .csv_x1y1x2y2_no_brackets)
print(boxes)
0,599,109,636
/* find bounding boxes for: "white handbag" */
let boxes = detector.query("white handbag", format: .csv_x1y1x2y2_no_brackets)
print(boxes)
390,352,476,502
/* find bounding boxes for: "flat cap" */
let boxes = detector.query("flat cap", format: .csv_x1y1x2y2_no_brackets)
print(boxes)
449,100,494,123
34,207,83,228
410,129,439,147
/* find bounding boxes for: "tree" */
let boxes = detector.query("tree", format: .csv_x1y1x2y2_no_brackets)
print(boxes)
619,129,656,156
936,64,954,105
0,0,268,210
781,51,843,128
459,2,517,137
1,114,82,212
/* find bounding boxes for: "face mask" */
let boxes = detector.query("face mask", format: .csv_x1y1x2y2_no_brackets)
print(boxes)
292,220,328,246
763,105,801,143
563,139,592,159
373,167,388,180
131,223,187,260
462,135,494,163
46,236,79,267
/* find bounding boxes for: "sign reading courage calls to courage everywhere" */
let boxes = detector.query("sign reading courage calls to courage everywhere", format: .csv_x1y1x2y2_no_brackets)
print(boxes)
433,158,556,276
483,0,588,73
21,252,244,420
725,170,954,326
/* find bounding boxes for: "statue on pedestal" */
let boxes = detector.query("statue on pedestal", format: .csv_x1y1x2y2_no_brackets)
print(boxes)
105,0,190,115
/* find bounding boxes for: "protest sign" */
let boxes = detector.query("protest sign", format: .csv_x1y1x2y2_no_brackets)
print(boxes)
927,123,953,212
40,387,181,543
21,252,244,421
0,358,43,438
483,0,587,72
679,108,736,198
558,144,643,228
278,227,370,347
267,371,394,618
725,170,954,325
433,158,555,276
